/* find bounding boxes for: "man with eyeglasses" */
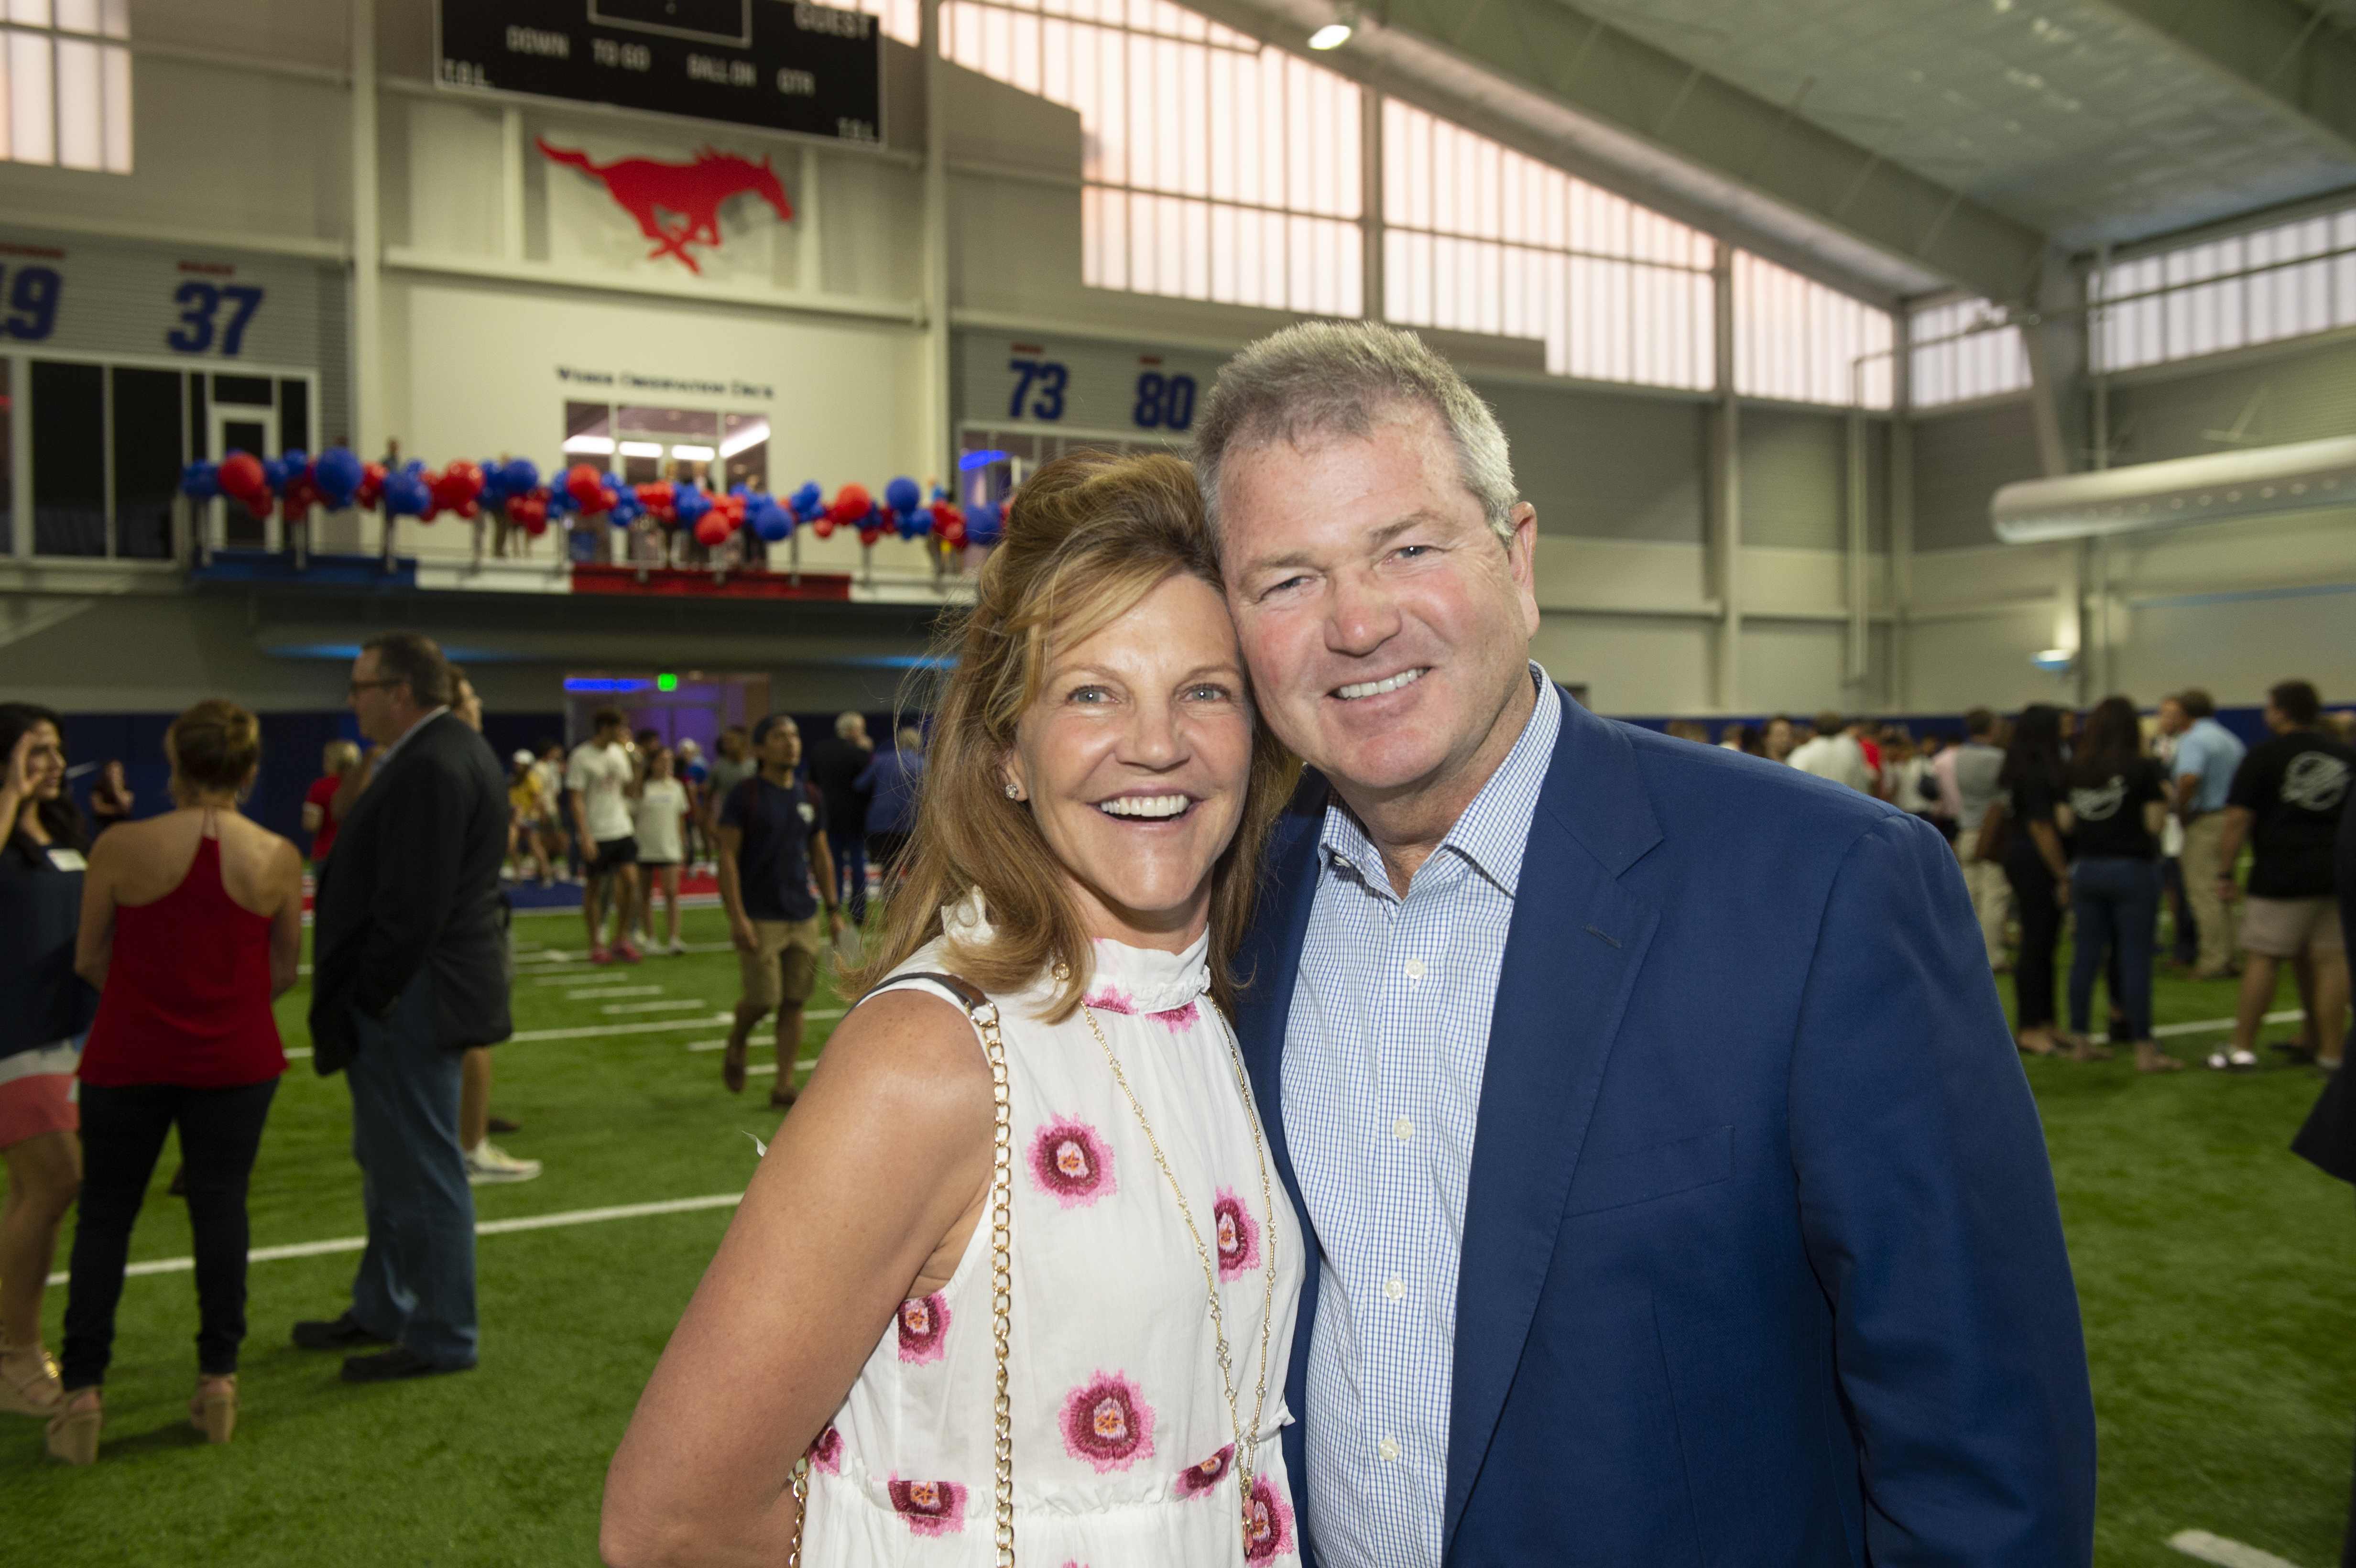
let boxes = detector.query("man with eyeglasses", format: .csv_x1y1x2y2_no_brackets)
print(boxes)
296,632,511,1382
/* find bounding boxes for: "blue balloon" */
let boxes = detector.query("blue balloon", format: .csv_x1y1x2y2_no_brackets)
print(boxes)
790,481,824,522
179,460,220,501
885,475,921,516
546,482,579,518
896,506,928,541
313,446,363,508
382,469,431,518
753,497,792,543
673,483,711,526
504,458,539,496
966,500,1004,547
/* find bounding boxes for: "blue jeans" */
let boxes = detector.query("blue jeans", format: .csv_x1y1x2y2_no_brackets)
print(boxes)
2070,857,2162,1043
827,829,867,925
345,969,478,1368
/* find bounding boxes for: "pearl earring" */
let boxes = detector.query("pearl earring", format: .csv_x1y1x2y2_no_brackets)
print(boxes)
1004,782,1022,800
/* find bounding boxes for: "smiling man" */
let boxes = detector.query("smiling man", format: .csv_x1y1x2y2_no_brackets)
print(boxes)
1198,322,2095,1568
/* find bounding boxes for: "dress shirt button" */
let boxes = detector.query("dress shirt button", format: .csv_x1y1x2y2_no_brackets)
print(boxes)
1379,1436,1400,1462
1384,1276,1405,1301
1404,958,1426,980
1392,1115,1414,1142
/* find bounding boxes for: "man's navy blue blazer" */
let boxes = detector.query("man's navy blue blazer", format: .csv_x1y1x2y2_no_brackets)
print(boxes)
1234,687,2096,1567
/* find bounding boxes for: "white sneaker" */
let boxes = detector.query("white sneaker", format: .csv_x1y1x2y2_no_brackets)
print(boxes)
464,1142,543,1184
667,936,687,956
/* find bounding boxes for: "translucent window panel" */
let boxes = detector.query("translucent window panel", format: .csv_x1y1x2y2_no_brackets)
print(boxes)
617,405,720,439
1381,99,1714,391
1,19,127,171
1908,297,2029,409
2093,207,2356,371
1732,250,1894,409
944,0,1363,316
848,0,919,45
6,29,55,164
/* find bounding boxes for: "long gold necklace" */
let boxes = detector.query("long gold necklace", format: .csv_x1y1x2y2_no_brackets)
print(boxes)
1079,996,1279,1555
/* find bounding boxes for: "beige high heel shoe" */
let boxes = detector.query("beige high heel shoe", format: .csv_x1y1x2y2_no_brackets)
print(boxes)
191,1374,237,1444
0,1341,64,1416
45,1387,100,1465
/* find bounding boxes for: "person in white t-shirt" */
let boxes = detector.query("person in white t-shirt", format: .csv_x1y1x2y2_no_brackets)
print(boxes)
566,707,641,964
1789,710,1874,794
634,747,690,956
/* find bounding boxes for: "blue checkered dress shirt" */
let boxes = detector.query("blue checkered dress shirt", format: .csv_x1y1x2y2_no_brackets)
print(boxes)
1284,664,1562,1568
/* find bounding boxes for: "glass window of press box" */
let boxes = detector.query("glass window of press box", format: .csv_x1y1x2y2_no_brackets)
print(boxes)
5,363,314,558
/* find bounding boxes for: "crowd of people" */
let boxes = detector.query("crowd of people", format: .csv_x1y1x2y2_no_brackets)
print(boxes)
1666,692,2356,1073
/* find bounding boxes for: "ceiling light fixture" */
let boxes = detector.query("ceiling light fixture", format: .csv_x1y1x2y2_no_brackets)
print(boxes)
1309,22,1351,48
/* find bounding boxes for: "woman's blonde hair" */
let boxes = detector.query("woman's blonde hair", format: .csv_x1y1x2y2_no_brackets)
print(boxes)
324,739,362,776
852,451,1295,1021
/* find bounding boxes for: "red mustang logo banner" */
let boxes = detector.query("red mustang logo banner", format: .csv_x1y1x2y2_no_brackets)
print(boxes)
537,139,792,273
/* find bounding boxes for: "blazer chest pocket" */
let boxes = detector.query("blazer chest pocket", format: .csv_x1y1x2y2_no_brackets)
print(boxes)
1565,1125,1734,1217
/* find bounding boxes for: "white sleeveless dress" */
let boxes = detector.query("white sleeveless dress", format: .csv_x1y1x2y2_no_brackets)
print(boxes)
798,897,1305,1566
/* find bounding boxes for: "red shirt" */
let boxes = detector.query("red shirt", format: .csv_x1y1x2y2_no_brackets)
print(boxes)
82,834,285,1089
305,775,342,862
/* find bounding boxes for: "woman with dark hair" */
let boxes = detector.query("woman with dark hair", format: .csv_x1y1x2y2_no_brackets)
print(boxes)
0,703,96,1422
604,453,1305,1566
2000,705,2097,1058
2063,698,2173,1071
51,699,301,1462
88,760,134,837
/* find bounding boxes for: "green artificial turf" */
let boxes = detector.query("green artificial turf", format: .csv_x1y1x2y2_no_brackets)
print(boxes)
2,904,2351,1565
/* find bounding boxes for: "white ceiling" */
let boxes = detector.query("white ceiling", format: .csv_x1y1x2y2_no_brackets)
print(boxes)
1581,0,2356,251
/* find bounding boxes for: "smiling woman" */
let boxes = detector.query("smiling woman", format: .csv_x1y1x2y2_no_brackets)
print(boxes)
599,453,1310,1568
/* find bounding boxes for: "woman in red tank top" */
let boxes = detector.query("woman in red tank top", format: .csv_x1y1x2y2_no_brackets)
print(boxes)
49,700,303,1465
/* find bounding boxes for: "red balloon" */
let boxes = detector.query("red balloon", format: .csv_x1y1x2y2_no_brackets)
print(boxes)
694,514,732,547
828,483,871,528
218,451,266,507
812,515,836,539
940,514,968,549
717,492,746,526
633,482,677,524
521,514,549,537
565,464,608,510
430,461,485,519
280,475,320,520
508,491,548,531
357,462,387,511
928,500,960,536
859,524,884,546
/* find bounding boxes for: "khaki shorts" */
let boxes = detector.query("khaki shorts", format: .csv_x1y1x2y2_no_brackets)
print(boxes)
739,916,823,1009
2239,895,2345,960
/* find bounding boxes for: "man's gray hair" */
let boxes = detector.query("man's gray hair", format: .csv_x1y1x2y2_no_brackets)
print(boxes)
835,710,865,738
1193,320,1519,559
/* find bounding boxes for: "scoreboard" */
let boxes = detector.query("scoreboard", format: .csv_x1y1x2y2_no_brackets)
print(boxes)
435,0,885,145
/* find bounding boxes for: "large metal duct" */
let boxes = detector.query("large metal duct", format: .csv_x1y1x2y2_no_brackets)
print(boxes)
1991,436,2356,544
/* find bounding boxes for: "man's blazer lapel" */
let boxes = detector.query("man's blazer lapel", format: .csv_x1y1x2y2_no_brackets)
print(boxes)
1236,772,1329,1516
1443,693,1663,1558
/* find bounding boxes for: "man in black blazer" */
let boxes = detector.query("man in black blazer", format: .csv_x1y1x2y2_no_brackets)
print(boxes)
296,632,511,1381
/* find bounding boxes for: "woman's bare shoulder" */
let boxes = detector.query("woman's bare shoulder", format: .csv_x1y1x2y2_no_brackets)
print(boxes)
815,987,994,1105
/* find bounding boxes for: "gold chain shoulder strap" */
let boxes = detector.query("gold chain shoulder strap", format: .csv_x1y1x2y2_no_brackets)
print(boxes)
787,971,1014,1568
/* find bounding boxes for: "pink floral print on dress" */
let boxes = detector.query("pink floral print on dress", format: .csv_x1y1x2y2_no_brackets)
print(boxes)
1176,1443,1234,1497
1243,1475,1294,1561
897,1292,950,1364
1213,1189,1260,1281
1060,1371,1156,1472
807,1423,843,1475
1083,985,1200,1031
1029,1116,1117,1209
887,1475,967,1536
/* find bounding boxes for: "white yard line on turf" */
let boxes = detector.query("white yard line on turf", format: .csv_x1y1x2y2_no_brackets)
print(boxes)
45,1192,747,1286
2169,1529,2305,1568
2094,1009,2305,1045
567,985,665,999
603,999,708,1013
